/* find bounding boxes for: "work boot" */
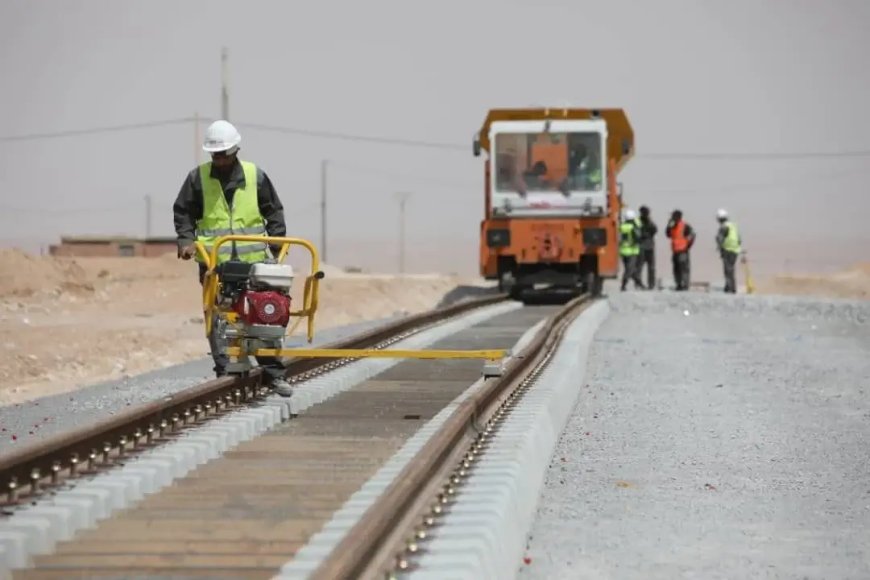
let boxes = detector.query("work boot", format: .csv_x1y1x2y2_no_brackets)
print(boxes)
270,377,294,398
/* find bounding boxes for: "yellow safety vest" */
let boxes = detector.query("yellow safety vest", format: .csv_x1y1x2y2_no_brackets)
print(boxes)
619,221,640,256
195,160,268,264
722,222,741,254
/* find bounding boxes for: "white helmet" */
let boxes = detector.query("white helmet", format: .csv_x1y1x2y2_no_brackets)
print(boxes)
203,120,241,154
716,208,728,220
624,208,637,220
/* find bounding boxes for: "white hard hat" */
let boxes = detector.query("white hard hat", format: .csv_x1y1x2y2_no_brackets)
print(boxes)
624,208,637,220
203,120,241,154
716,208,728,219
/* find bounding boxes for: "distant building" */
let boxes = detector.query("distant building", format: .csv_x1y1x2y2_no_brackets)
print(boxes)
49,236,177,258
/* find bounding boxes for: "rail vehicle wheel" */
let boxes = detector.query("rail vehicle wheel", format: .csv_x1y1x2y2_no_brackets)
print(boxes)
584,271,604,297
499,270,517,295
509,284,532,301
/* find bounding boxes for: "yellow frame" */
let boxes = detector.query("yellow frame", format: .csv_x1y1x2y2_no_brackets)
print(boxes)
224,347,505,361
195,234,322,343
741,251,756,294
194,234,508,365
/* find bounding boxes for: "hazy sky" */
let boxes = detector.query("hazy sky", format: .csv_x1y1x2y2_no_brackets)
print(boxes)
1,0,868,279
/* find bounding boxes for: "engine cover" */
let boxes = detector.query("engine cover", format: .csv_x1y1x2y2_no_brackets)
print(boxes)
233,290,291,327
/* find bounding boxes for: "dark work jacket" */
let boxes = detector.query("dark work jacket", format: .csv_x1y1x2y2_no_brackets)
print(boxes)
638,216,657,251
172,159,286,250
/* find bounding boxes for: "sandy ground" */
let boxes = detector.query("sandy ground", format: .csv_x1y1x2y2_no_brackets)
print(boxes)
0,247,865,408
0,249,491,407
756,262,870,300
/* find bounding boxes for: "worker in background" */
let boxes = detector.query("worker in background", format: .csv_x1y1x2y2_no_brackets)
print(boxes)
522,160,551,190
665,209,695,290
715,208,742,293
619,208,645,291
172,119,294,397
637,205,657,290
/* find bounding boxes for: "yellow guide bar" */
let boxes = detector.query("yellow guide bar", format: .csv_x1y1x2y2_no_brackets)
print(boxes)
225,347,507,361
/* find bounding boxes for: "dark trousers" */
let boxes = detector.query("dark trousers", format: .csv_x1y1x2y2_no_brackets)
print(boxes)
198,263,285,379
672,251,690,290
620,255,644,290
638,248,656,290
721,251,739,293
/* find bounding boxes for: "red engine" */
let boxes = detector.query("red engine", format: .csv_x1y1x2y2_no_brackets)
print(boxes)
232,290,292,326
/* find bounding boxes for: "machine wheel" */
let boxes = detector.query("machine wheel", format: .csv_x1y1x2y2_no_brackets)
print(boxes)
592,275,603,297
584,271,603,297
509,284,528,301
498,270,516,295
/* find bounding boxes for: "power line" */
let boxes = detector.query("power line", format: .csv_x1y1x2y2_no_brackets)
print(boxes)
225,121,870,159
237,121,467,151
645,166,870,196
0,117,470,152
0,204,132,214
328,161,478,189
639,151,870,161
3,116,870,161
0,117,195,142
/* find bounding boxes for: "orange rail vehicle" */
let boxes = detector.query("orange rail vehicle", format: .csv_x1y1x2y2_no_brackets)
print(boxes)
473,108,634,301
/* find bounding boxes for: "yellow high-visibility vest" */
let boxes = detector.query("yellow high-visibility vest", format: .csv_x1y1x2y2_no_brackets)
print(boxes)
195,160,268,264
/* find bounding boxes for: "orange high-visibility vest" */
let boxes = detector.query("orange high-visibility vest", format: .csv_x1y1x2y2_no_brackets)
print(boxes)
671,220,689,252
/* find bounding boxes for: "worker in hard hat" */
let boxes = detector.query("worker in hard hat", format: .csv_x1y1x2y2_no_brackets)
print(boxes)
619,208,645,291
665,209,695,291
172,119,293,396
715,208,742,293
637,205,658,290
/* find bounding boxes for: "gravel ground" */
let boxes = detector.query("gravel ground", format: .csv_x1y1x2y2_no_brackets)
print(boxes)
0,315,404,455
518,290,870,580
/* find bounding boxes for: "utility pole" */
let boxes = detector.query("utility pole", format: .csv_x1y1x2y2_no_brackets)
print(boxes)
395,192,412,274
221,47,229,120
320,160,328,263
144,194,152,238
194,111,201,165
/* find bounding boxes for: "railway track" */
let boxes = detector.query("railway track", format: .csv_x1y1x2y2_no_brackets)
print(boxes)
0,291,594,579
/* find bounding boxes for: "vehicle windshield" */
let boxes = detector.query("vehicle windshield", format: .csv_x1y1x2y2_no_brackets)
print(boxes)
493,132,603,194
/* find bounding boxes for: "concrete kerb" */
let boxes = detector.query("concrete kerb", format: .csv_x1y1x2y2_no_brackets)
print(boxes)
407,299,610,580
0,300,520,577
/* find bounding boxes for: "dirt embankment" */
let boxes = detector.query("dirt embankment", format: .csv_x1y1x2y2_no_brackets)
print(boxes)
0,249,490,406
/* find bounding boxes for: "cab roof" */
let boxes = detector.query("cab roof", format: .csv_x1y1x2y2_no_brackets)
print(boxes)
475,108,634,172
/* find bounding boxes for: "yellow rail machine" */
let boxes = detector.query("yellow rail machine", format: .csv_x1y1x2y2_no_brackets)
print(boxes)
195,235,506,376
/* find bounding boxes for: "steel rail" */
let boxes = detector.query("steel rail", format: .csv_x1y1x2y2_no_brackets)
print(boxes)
0,293,507,508
309,293,593,580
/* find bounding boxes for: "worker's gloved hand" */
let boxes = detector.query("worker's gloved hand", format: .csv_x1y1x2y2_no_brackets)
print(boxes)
178,244,196,260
